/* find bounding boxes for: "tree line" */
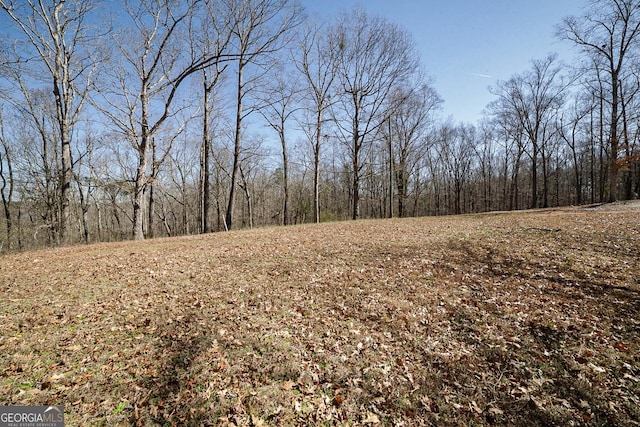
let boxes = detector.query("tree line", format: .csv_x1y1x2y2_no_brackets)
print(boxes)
0,0,638,252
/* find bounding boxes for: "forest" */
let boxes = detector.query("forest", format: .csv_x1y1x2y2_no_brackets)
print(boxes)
0,0,639,252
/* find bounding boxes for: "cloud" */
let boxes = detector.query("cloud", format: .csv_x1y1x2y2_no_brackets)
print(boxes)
470,73,493,79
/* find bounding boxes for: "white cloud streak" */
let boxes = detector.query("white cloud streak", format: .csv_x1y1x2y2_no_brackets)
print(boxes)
470,73,493,78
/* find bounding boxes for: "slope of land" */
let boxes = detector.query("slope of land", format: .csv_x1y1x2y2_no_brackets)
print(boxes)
1,208,639,426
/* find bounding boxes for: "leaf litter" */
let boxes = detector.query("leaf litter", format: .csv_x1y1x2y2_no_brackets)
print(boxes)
0,207,639,426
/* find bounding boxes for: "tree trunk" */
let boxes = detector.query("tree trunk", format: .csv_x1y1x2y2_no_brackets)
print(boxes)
280,126,289,226
352,117,361,220
621,80,633,201
132,144,148,241
147,180,155,239
239,166,253,229
53,74,72,243
59,124,72,243
388,118,394,219
635,159,640,198
76,175,90,243
133,95,149,241
352,153,360,220
51,3,73,244
531,141,538,209
609,76,620,202
313,112,322,223
396,169,406,218
0,126,13,251
147,138,158,239
200,74,212,233
541,148,549,208
511,148,523,211
226,60,244,231
572,141,582,206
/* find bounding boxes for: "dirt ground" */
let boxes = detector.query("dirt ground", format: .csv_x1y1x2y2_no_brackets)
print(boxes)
1,206,639,426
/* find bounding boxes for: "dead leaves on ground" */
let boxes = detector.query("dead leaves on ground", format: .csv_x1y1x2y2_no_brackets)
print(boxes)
1,210,639,425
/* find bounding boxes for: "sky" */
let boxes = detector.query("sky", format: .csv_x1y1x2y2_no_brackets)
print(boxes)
0,0,587,127
300,0,587,124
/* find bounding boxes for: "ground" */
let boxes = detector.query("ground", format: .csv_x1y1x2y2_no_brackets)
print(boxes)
0,206,639,426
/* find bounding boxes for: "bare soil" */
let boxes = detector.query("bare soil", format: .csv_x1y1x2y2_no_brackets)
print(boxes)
1,207,639,426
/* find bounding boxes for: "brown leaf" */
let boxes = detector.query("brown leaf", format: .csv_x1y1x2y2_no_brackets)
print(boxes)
363,412,380,424
575,355,588,364
613,342,629,352
281,380,296,391
333,394,344,407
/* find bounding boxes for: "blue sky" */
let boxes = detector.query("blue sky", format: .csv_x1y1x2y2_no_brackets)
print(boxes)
301,0,586,124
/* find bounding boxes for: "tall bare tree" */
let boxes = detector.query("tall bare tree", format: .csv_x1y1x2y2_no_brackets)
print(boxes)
0,0,102,242
0,108,14,251
558,95,592,205
0,67,61,242
199,63,226,234
96,0,238,240
558,0,640,201
382,83,442,217
434,123,476,215
224,0,303,230
256,63,300,225
489,54,567,208
330,7,420,220
294,20,337,223
197,0,235,234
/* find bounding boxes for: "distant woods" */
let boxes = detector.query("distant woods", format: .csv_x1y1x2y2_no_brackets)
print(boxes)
0,0,639,252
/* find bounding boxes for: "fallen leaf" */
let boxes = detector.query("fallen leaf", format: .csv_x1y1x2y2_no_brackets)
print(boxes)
363,412,380,424
574,355,588,364
488,406,504,416
470,400,482,414
251,414,266,426
281,380,295,391
613,342,629,352
333,394,344,407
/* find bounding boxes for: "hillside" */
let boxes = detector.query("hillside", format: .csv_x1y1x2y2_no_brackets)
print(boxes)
1,208,639,426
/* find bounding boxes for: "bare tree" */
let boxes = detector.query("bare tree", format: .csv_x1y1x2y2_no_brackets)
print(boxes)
256,63,300,225
0,108,14,251
197,0,235,234
558,95,592,205
199,63,227,234
6,86,61,245
0,0,103,242
488,111,527,211
224,0,303,230
434,123,476,215
165,134,200,236
576,58,611,203
72,131,96,243
472,121,499,212
489,54,567,208
330,7,420,220
95,0,239,240
294,20,338,223
382,83,442,217
558,0,640,201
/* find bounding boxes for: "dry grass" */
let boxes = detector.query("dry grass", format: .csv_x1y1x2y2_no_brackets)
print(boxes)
1,208,639,426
